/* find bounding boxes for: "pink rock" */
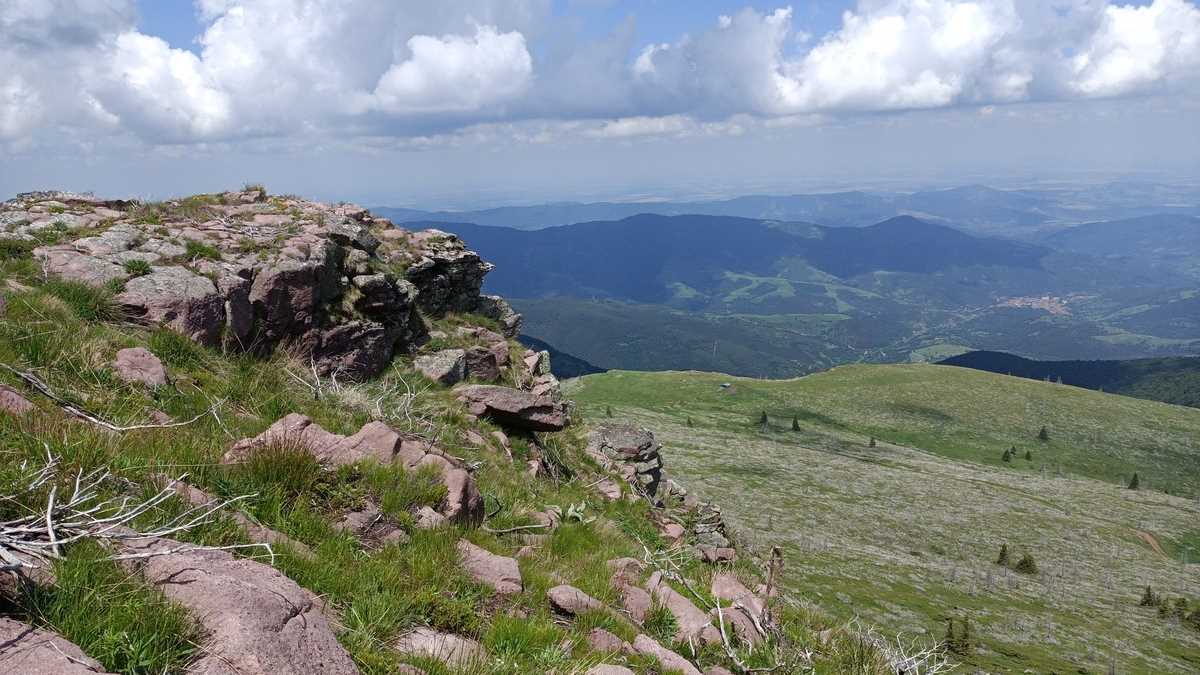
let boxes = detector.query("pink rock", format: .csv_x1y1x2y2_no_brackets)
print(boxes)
711,606,762,646
454,384,569,431
705,668,736,675
586,666,634,675
33,246,126,287
120,537,358,675
0,384,34,415
414,506,447,529
223,413,344,464
117,267,226,347
646,576,722,646
607,557,644,587
113,347,168,387
0,618,114,674
619,585,652,624
585,628,631,655
547,584,603,615
711,573,765,620
660,522,685,544
464,345,503,381
457,540,522,595
596,479,623,501
699,546,737,564
631,635,700,675
393,628,485,669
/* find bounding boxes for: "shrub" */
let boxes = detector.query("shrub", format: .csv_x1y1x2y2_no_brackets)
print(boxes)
1140,585,1159,607
1002,448,1013,463
1128,472,1140,490
868,437,876,448
791,415,800,431
996,543,1010,566
1037,426,1050,442
1024,449,1033,461
1014,553,1038,575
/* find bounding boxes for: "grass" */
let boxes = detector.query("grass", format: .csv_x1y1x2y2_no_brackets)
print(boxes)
569,367,1200,673
123,259,152,277
0,272,886,674
184,239,222,261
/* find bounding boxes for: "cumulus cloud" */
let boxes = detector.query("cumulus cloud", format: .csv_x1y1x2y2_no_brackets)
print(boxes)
1,0,1198,149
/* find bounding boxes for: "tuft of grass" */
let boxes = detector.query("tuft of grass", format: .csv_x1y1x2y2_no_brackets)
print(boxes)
0,238,36,260
184,239,222,261
643,603,679,644
123,259,153,277
3,541,199,674
41,279,122,321
224,438,325,507
147,328,209,370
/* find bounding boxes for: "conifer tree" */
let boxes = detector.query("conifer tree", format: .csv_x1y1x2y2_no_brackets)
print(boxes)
1038,426,1050,442
605,405,613,418
1128,472,1140,490
1140,585,1158,607
1015,553,1038,575
791,415,800,431
996,543,1010,566
759,411,768,432
1024,449,1033,461
1002,448,1013,462
869,436,877,448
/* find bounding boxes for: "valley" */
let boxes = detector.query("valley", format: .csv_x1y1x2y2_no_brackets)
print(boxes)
568,366,1200,673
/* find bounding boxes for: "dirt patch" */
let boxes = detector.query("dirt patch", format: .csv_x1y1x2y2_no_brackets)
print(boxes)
1135,529,1168,558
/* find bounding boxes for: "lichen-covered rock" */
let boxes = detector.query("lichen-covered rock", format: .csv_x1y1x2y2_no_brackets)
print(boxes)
455,384,570,431
393,628,485,669
415,349,467,385
6,190,511,381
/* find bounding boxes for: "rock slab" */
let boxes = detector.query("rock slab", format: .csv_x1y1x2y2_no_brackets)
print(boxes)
0,618,113,674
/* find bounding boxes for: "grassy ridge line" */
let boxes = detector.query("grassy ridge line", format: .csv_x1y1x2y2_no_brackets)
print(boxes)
567,368,1200,673
0,248,901,674
567,364,1200,497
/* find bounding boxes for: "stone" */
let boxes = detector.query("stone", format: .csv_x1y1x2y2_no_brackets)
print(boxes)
457,540,522,595
334,502,408,546
402,230,492,316
619,585,652,624
586,628,633,655
0,384,34,415
475,294,522,337
596,479,623,501
113,347,168,387
630,635,701,675
586,666,634,675
117,267,225,346
705,668,736,675
393,628,485,669
607,557,644,587
414,349,466,385
305,320,397,380
698,546,737,564
0,618,114,674
711,573,764,619
414,506,447,529
119,536,358,675
33,247,126,287
711,606,762,646
223,413,343,464
646,575,722,646
660,522,685,545
455,384,569,431
464,345,503,381
163,478,314,560
547,584,603,615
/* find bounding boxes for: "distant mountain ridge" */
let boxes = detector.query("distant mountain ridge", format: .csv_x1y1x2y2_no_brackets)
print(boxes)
940,350,1200,408
421,213,1049,305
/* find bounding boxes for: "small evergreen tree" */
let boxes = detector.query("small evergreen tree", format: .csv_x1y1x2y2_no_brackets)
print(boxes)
1014,553,1038,575
996,543,1010,566
1002,448,1013,462
791,415,800,432
960,618,974,655
605,405,613,418
1024,448,1033,461
869,436,877,448
1128,472,1140,490
686,416,694,428
758,411,768,432
1038,426,1050,442
1140,585,1158,607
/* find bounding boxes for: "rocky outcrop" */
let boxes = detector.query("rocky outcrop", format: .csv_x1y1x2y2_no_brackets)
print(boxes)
586,424,664,502
0,618,114,674
456,384,570,431
5,189,517,380
414,349,466,385
225,415,482,525
119,536,358,675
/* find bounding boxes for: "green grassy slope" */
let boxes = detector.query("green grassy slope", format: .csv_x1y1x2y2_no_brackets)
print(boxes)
568,366,1200,673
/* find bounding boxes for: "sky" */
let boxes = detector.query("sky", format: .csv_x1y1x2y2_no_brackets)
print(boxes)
2,0,1199,208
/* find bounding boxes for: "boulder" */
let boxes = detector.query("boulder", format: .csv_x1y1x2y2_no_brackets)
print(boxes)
476,295,522,337
630,635,701,675
414,506,447,529
698,546,737,564
0,384,34,415
223,413,343,464
393,628,485,669
119,536,358,675
464,345,503,381
456,540,522,595
711,606,762,646
619,585,652,624
414,349,466,385
117,267,225,346
711,573,765,620
455,384,569,431
705,668,736,675
0,618,114,674
547,584,603,615
304,320,397,380
113,347,168,387
33,246,126,287
607,557,644,588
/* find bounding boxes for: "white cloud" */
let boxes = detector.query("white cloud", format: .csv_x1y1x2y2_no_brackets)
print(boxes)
0,0,1197,150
